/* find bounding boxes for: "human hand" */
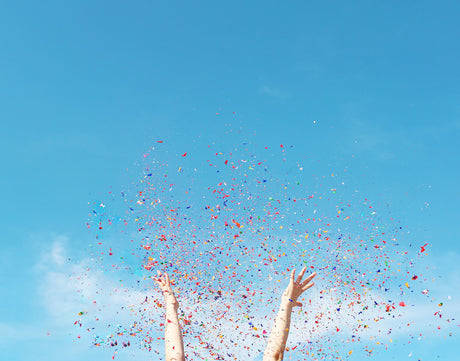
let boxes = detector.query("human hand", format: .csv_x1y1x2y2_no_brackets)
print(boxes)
155,270,178,308
281,267,316,308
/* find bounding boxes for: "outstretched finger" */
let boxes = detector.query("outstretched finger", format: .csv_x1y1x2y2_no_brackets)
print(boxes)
154,271,164,287
296,267,307,284
301,281,314,292
164,272,171,286
290,269,296,284
300,271,317,287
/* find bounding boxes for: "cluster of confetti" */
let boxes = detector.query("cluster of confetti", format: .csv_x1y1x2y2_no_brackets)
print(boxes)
73,128,455,360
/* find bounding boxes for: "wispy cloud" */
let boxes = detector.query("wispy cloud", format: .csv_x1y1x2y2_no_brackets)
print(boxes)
338,117,460,161
258,86,288,99
35,237,150,325
15,235,457,360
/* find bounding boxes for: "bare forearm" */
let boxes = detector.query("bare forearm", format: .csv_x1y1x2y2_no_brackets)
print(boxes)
164,298,185,361
263,300,293,361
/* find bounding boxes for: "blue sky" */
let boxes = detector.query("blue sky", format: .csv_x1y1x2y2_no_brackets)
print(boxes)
0,1,459,360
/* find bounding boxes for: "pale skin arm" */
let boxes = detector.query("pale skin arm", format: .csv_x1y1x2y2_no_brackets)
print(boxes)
263,267,316,361
155,271,185,361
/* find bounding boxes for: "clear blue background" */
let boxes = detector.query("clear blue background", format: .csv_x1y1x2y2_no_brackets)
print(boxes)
0,1,458,360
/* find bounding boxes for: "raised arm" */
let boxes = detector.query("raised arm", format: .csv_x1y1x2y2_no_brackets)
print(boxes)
263,267,316,361
155,270,185,361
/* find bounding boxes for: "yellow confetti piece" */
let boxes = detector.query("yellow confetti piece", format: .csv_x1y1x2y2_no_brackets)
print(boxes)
348,350,353,355
405,282,410,288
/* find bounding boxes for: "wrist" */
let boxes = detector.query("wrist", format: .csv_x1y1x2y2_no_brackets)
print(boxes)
164,292,178,305
280,296,295,309
163,289,174,297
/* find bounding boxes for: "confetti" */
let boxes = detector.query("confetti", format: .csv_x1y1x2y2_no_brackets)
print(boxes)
77,130,453,361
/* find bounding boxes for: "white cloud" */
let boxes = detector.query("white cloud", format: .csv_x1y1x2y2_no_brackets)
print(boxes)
258,86,288,99
340,117,460,161
36,237,151,326
21,235,459,360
